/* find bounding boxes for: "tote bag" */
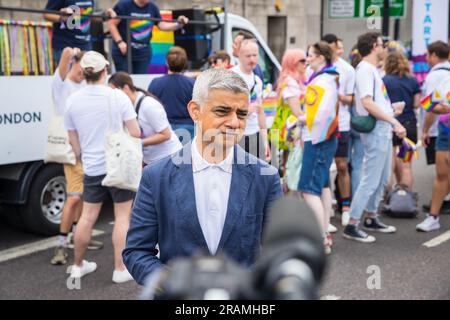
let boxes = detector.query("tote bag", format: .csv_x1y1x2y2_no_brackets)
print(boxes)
101,91,143,192
43,102,76,165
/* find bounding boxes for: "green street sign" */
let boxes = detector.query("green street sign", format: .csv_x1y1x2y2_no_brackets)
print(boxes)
364,0,405,18
329,0,405,19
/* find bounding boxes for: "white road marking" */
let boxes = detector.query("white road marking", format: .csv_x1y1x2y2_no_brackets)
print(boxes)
423,230,450,248
0,229,104,263
321,295,341,300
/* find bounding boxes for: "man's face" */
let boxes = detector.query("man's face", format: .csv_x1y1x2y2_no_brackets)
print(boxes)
427,52,438,67
232,35,244,58
189,89,249,149
337,40,344,57
375,37,385,61
238,41,259,72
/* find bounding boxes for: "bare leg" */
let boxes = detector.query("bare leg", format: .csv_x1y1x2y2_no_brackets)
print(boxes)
321,188,333,233
335,158,350,200
430,152,450,216
302,193,325,236
74,202,102,266
60,195,82,234
112,200,133,271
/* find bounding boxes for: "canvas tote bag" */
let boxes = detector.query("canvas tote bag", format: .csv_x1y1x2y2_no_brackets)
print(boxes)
43,101,76,165
101,91,143,192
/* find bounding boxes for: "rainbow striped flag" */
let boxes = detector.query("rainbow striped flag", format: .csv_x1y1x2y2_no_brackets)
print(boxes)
397,138,419,163
420,93,438,112
149,10,174,74
447,91,450,105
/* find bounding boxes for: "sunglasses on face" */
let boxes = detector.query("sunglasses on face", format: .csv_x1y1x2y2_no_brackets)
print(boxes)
299,59,307,64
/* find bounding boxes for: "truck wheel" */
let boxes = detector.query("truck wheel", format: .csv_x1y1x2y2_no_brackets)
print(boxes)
20,164,66,236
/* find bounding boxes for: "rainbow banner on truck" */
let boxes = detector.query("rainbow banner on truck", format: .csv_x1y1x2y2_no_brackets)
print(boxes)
148,10,175,74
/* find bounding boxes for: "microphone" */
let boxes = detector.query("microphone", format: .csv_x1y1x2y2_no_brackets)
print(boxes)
252,196,327,300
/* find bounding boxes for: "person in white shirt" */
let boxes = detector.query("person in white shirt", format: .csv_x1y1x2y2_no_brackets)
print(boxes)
231,40,271,162
322,34,356,228
417,41,450,233
64,51,141,283
108,72,182,165
50,47,103,266
421,41,450,166
343,32,406,244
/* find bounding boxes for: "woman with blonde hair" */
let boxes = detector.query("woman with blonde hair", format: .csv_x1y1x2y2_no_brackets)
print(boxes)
270,49,308,176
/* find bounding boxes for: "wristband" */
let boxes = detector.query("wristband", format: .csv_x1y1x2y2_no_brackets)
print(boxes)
116,40,124,45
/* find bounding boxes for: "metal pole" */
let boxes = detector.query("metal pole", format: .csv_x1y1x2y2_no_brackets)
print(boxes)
126,19,132,74
223,0,229,50
394,18,400,41
382,0,390,41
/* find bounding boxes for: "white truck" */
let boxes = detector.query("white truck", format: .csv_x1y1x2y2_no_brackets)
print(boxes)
0,10,281,235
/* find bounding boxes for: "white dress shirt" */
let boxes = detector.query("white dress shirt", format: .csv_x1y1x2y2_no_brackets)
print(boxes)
191,138,233,255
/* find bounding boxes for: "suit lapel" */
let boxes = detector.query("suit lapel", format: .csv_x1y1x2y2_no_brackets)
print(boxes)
218,146,254,250
172,144,208,247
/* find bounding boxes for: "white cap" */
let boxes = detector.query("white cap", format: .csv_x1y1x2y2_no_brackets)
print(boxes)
80,51,110,73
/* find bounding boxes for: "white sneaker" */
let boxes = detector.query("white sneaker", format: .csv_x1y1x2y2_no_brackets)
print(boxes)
327,223,338,234
416,215,440,232
69,260,97,278
341,211,350,227
112,268,134,284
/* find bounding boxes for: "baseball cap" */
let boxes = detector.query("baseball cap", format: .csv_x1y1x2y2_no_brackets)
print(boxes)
80,51,110,72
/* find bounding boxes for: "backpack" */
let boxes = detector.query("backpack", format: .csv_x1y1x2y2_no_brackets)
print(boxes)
382,184,418,218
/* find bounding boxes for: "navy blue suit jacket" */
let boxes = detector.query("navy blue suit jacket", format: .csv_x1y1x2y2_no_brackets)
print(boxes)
123,143,282,285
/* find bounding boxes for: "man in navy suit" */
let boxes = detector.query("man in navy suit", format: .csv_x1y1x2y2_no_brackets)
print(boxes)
123,68,282,285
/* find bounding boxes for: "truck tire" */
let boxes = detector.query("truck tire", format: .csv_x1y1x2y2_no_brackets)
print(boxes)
19,164,66,236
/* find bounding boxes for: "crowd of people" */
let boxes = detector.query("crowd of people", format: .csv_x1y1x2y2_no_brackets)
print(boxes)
43,0,450,288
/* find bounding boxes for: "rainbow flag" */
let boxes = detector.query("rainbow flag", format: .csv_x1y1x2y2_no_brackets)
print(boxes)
79,6,92,33
305,78,339,145
421,94,438,112
447,91,450,105
397,138,419,163
149,10,174,74
381,83,390,102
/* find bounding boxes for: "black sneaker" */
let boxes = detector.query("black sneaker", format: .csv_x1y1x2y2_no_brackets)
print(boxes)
343,224,376,243
363,217,396,233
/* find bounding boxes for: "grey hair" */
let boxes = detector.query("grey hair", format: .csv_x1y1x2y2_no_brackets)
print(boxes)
192,68,249,106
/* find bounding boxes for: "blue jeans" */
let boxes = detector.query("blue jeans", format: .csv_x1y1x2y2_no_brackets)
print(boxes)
298,137,338,196
171,124,195,146
113,55,150,74
349,121,392,221
349,131,364,196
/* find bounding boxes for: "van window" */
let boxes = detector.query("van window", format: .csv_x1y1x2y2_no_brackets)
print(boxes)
231,28,278,85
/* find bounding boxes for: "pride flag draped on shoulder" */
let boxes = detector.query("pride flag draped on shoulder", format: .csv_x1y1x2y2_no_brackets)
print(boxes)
305,65,340,145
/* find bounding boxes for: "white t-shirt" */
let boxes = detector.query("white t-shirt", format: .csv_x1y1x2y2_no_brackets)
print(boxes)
334,58,356,132
52,68,84,116
355,60,393,118
421,61,450,137
230,65,263,136
64,85,137,176
135,92,182,164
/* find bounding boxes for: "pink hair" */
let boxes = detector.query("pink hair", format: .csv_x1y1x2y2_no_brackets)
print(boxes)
276,49,307,93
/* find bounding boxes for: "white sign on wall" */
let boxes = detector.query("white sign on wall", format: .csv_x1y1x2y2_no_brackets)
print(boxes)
412,0,449,55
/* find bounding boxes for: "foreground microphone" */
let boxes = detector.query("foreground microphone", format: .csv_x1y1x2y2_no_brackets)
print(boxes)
252,196,327,300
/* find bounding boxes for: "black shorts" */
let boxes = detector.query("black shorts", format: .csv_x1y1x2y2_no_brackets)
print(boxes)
334,131,350,158
425,137,437,165
393,118,418,147
83,174,136,204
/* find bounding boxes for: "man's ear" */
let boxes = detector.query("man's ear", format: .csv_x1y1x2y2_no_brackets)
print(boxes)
187,100,201,123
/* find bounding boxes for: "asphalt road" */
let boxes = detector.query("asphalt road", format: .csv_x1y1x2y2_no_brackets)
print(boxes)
0,151,449,300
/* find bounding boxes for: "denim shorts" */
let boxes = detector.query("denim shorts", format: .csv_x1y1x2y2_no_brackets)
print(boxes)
298,137,338,196
436,125,449,152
